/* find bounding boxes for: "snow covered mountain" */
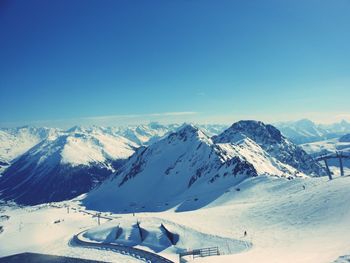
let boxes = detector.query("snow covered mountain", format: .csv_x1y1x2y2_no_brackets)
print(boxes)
321,120,350,134
0,121,326,207
105,123,226,146
275,119,350,144
0,126,60,163
301,135,350,173
83,123,318,213
83,124,254,212
0,123,227,166
196,124,228,137
302,137,350,156
0,129,138,205
275,119,327,144
213,120,325,176
109,123,178,145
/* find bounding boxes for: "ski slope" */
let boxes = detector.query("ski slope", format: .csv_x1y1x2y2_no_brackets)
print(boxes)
153,175,350,263
0,204,140,262
1,174,350,263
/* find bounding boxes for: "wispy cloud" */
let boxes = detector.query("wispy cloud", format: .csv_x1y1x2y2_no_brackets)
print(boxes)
81,111,197,120
0,112,199,128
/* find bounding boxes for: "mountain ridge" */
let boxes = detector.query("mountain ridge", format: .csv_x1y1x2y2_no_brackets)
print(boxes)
83,121,321,212
0,130,138,205
275,119,350,144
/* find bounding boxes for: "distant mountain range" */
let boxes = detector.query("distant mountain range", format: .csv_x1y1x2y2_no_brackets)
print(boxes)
301,133,350,169
0,128,138,205
0,123,226,163
0,126,60,164
0,123,226,205
275,119,350,144
0,120,343,206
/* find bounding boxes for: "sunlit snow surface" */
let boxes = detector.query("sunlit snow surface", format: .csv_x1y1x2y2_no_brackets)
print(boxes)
302,138,350,174
302,138,350,156
1,175,350,263
60,132,137,166
0,127,60,163
0,204,139,262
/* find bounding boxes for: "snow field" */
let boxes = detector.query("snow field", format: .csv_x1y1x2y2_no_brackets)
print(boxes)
0,204,140,262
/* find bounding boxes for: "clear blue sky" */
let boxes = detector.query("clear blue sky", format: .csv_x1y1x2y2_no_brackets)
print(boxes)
1,0,349,127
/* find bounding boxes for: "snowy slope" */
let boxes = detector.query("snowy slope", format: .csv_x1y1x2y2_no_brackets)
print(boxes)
0,129,138,205
2,175,350,263
153,175,350,263
83,124,256,212
302,138,350,156
0,126,60,163
217,137,302,178
0,204,140,262
83,124,313,213
1,166,350,263
60,128,137,166
301,137,350,172
214,120,325,176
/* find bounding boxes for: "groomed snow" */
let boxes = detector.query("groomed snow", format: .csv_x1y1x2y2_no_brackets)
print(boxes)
82,216,250,261
0,204,140,262
151,175,350,263
2,175,350,263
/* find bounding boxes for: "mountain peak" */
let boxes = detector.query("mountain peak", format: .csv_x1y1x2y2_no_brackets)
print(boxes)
66,125,85,133
215,120,324,176
292,119,318,130
148,122,165,129
295,118,315,125
340,119,350,125
217,120,283,145
0,129,137,205
176,123,198,133
169,124,210,143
